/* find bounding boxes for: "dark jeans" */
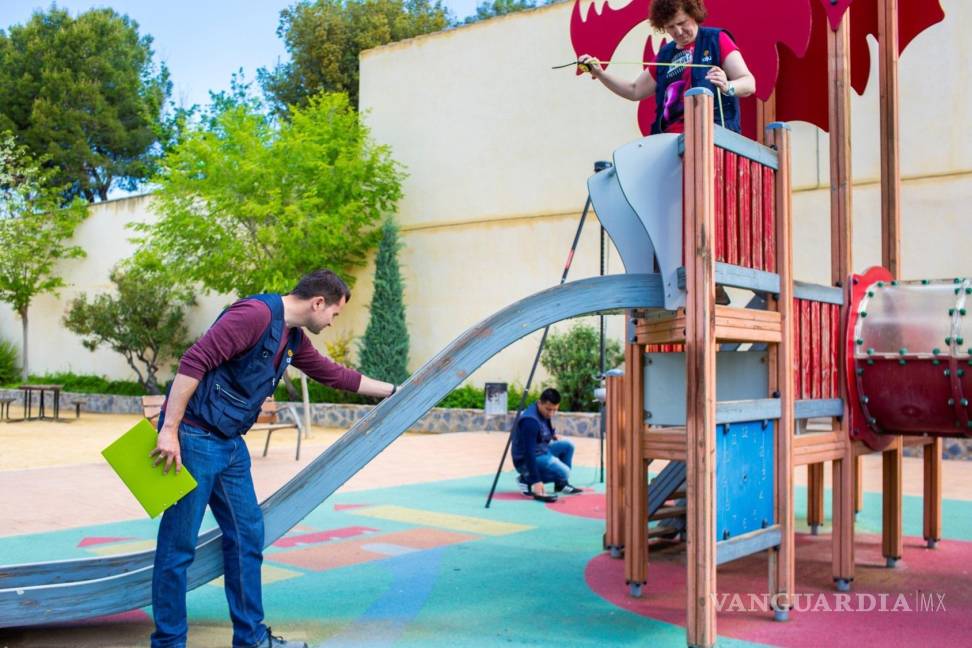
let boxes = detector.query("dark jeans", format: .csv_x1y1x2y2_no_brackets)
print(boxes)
151,423,268,648
517,440,575,487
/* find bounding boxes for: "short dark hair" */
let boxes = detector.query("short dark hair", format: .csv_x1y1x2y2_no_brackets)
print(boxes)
539,388,561,405
290,270,351,305
650,0,707,31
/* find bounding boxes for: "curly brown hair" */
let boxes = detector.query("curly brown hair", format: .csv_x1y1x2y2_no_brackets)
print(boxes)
649,0,708,31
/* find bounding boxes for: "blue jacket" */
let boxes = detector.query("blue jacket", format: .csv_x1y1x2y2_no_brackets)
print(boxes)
652,26,741,134
511,402,556,485
180,293,303,437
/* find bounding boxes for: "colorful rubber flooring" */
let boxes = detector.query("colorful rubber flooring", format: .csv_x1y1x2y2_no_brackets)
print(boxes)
3,467,972,647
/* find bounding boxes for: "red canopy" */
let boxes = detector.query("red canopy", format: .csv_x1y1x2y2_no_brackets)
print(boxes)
570,0,945,138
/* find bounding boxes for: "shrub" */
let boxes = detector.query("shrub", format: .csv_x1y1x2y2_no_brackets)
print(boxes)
357,219,409,385
541,323,624,412
0,338,20,385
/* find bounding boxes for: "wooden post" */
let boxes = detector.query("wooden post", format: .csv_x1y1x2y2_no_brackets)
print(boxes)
623,334,647,589
828,12,856,589
683,88,717,648
605,374,626,555
755,93,777,145
807,463,826,532
924,439,942,547
768,122,795,614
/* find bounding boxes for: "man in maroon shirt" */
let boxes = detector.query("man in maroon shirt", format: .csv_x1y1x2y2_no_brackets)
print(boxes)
150,270,396,648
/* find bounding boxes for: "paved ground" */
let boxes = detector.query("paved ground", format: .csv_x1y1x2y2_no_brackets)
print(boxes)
1,410,971,647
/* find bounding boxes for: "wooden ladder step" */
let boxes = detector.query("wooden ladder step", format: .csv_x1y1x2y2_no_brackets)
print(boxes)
647,526,681,539
649,505,687,521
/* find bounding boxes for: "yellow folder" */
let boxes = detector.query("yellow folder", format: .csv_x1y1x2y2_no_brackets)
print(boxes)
102,418,198,518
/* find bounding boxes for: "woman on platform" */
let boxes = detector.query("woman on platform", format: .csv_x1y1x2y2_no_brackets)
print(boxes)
578,0,756,134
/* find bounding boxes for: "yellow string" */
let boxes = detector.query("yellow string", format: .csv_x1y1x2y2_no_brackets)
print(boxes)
555,59,727,129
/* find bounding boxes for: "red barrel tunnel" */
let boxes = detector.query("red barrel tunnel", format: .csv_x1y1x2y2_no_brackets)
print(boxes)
846,266,972,451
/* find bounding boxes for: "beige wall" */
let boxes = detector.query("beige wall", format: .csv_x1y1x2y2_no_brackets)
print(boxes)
359,0,972,385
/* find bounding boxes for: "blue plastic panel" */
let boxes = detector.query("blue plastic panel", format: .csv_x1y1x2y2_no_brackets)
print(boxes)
716,420,775,541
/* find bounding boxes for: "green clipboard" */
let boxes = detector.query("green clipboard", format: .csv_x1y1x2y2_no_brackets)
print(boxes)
102,418,198,518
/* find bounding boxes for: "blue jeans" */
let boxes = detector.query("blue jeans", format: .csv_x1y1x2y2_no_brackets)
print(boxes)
151,423,268,648
524,440,575,486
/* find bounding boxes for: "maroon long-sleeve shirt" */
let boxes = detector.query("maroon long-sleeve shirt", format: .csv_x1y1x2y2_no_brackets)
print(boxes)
169,297,362,418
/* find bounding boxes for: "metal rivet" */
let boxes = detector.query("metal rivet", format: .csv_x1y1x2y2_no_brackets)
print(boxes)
867,291,875,297
960,369,966,377
856,368,864,376
956,278,963,284
962,309,968,316
867,348,875,355
899,348,908,355
870,417,878,425
945,369,952,377
959,337,966,346
867,359,875,366
946,337,953,345
877,282,885,288
933,359,942,366
967,288,972,295
861,312,868,318
934,348,941,355
922,279,930,285
950,308,956,316
856,338,864,345
899,359,907,366
962,399,969,407
948,398,955,406
863,396,870,404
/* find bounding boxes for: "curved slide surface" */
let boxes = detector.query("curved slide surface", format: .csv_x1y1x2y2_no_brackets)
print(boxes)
0,273,662,628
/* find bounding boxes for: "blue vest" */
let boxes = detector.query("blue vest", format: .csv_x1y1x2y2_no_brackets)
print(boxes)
182,293,303,437
511,402,556,460
652,26,741,134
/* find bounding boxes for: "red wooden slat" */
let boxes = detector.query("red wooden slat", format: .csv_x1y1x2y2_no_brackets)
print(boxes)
801,299,812,400
750,160,763,270
738,156,752,268
811,301,822,399
725,152,738,265
763,167,776,273
794,299,802,399
831,304,840,398
820,302,832,399
715,147,725,262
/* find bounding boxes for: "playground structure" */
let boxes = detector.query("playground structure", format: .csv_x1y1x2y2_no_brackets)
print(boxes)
593,2,954,647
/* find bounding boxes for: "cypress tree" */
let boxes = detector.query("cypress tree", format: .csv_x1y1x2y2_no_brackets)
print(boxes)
358,219,409,384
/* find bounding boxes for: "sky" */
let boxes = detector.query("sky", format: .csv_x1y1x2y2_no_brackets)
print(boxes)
0,0,482,110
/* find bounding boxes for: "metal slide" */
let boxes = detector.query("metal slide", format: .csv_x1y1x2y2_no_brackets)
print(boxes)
0,274,663,628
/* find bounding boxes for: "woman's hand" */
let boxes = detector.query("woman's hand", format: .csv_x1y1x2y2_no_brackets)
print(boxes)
705,66,731,93
577,54,602,78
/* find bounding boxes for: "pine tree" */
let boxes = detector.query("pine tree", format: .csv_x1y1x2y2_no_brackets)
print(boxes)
358,219,409,384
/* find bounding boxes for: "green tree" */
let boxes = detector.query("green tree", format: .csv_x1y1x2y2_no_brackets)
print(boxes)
462,0,547,24
0,132,87,379
358,219,409,384
139,91,404,297
259,0,451,111
541,322,623,412
0,7,171,202
63,252,195,395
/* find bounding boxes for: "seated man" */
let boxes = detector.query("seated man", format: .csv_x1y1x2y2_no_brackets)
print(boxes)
511,388,583,500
